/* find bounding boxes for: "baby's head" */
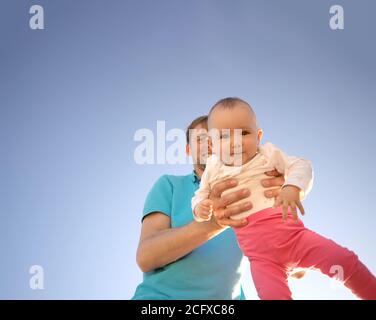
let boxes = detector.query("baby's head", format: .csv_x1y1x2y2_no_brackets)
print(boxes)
208,97,263,166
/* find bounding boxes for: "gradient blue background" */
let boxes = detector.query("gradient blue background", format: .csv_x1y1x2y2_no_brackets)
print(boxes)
0,0,375,299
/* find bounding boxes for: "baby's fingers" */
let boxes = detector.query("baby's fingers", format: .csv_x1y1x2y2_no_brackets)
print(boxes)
297,201,305,216
290,203,298,222
201,203,212,211
202,199,214,207
273,197,282,209
282,200,288,222
200,211,212,221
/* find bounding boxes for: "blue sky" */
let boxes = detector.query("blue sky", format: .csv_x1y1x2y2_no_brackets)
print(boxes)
0,0,375,299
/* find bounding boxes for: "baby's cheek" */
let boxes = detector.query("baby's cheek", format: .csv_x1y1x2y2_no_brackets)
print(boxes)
243,135,257,148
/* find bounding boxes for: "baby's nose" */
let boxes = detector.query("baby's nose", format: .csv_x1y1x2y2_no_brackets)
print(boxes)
232,140,243,150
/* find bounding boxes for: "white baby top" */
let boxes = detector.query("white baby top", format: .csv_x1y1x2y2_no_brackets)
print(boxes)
192,142,314,221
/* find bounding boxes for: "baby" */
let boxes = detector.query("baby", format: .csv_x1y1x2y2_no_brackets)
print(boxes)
191,97,376,300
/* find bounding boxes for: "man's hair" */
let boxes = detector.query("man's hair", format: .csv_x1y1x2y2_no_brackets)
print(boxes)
208,97,253,117
186,115,208,144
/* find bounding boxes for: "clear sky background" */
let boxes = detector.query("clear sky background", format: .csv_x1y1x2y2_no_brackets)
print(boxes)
0,0,375,299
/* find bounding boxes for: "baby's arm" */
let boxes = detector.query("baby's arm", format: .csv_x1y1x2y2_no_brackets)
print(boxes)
191,155,220,222
262,143,314,221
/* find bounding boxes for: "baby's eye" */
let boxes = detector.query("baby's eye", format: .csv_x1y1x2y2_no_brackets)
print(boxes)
242,131,250,135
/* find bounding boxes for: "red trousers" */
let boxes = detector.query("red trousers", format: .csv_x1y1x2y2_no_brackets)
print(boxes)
234,207,376,300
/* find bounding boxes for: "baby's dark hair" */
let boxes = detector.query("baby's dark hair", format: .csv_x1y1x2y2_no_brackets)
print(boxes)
208,97,254,117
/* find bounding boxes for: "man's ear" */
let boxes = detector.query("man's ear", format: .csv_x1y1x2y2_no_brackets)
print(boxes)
186,143,191,156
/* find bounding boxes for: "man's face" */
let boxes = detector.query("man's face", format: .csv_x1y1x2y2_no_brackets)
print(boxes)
187,122,211,168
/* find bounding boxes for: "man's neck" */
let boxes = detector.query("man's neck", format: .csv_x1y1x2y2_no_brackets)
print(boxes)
193,164,205,179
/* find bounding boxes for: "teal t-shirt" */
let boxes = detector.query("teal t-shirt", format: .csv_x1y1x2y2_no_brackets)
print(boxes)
132,172,245,300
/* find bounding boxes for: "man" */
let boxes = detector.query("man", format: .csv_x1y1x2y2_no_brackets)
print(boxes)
132,115,286,299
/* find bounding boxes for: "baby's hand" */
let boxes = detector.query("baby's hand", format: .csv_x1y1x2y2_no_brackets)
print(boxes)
273,185,305,222
194,199,214,222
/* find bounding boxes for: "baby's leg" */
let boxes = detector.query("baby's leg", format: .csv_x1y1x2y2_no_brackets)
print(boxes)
250,258,292,300
292,229,376,299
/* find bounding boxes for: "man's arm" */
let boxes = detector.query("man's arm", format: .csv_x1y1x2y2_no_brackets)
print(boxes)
136,212,233,273
136,174,285,273
136,181,252,273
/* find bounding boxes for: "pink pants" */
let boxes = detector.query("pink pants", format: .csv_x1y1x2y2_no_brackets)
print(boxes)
233,207,376,300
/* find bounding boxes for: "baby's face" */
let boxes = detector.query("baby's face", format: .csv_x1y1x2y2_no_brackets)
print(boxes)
208,103,262,166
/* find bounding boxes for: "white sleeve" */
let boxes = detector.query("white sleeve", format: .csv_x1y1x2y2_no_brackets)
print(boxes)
261,143,314,200
191,155,221,221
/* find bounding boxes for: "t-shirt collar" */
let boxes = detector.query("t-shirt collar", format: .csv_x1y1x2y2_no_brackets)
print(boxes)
191,170,201,184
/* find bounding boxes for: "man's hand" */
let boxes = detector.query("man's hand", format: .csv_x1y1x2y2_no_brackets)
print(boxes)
262,169,285,199
208,179,252,228
208,170,286,229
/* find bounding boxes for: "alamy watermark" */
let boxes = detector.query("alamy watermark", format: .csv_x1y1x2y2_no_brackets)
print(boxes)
29,5,44,30
329,5,344,30
29,265,44,290
133,121,244,166
27,4,344,33
329,264,345,291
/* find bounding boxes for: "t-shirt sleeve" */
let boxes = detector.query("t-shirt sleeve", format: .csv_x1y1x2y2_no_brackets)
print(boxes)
142,175,173,221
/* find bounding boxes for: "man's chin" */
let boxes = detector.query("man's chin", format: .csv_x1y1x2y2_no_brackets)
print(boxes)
197,164,206,171
196,156,208,169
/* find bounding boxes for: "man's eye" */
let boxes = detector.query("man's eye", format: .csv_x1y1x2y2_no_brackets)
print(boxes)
197,135,207,141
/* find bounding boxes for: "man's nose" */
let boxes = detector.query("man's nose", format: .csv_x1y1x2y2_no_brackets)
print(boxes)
207,143,213,154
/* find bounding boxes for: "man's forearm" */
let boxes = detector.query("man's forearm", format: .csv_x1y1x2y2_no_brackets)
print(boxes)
137,220,225,273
